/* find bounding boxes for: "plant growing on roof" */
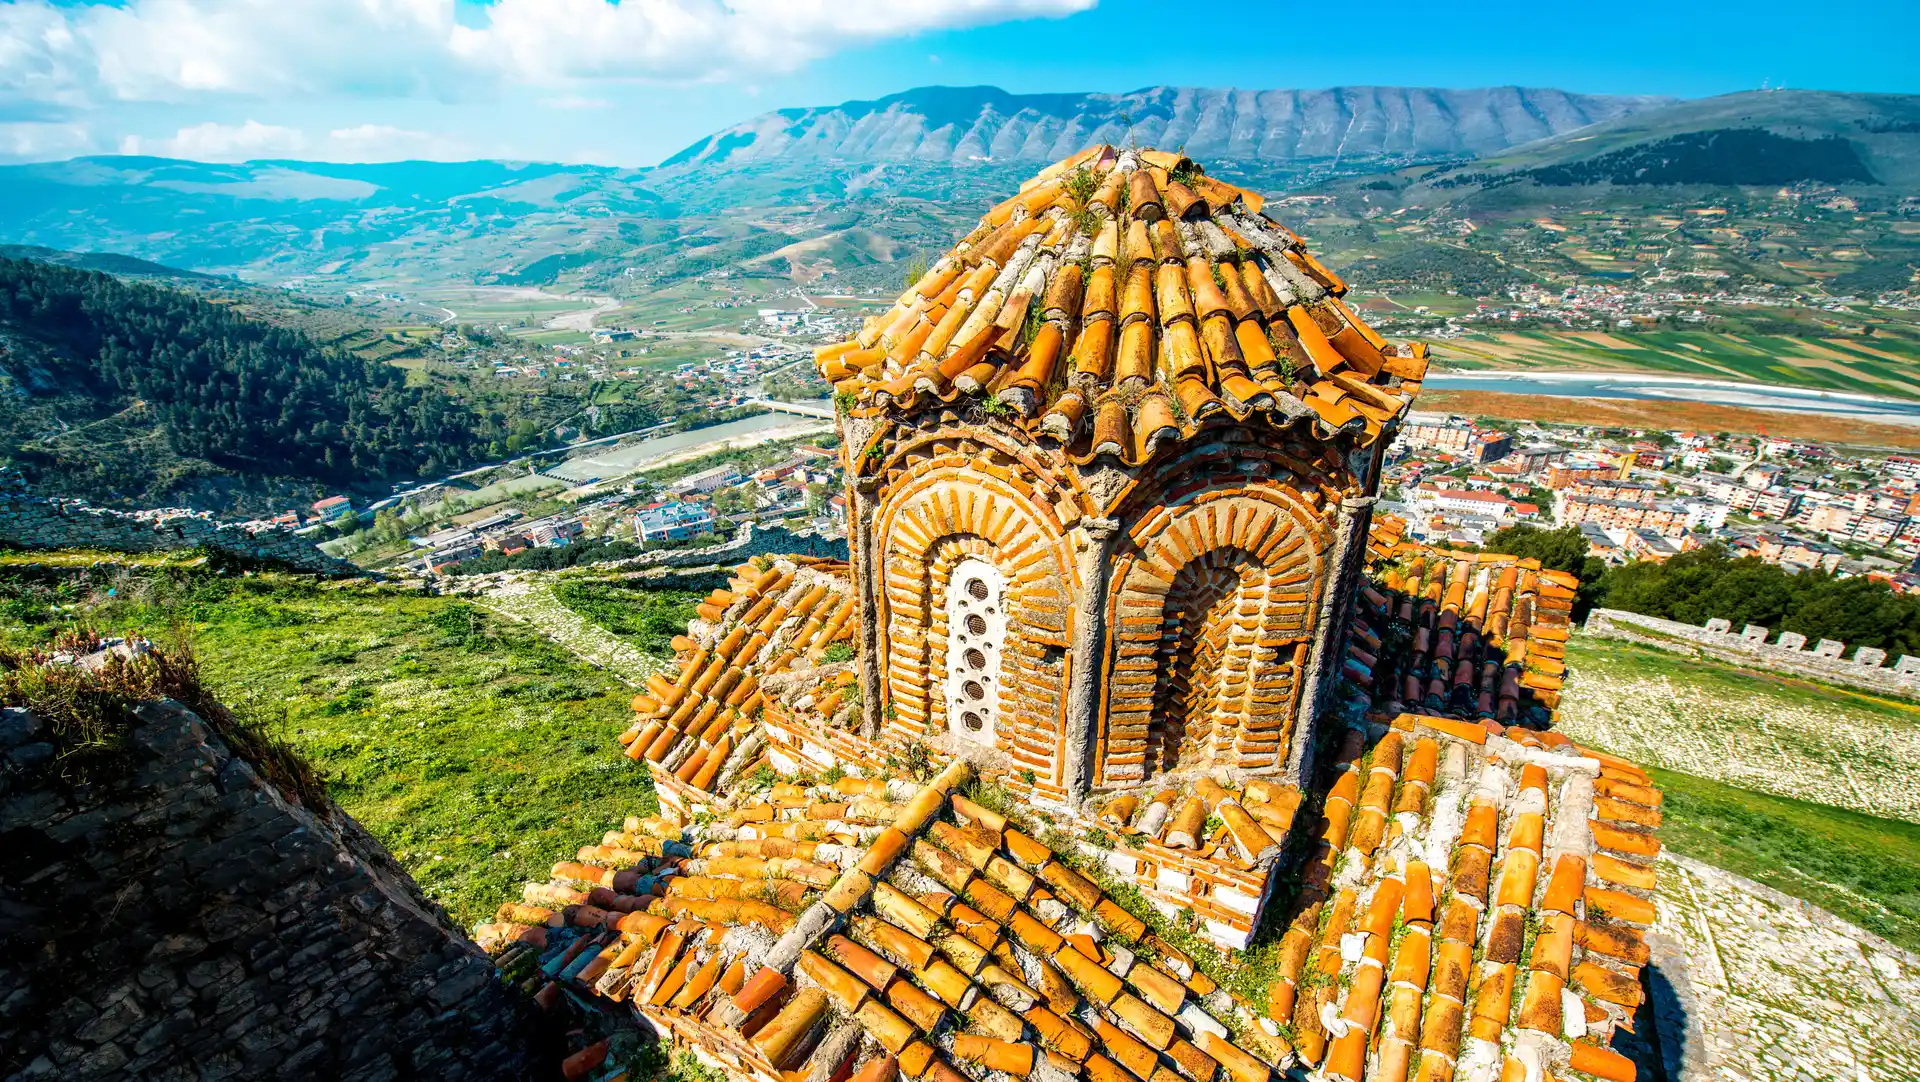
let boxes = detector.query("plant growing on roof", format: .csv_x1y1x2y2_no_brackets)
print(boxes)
1063,165,1098,207
1018,300,1045,349
901,252,930,291
1068,204,1101,240
833,390,857,415
1170,160,1199,187
978,395,1014,421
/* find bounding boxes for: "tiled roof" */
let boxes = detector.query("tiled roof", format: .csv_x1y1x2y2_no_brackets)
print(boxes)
622,556,857,792
1345,517,1577,725
481,713,1662,1082
481,762,1285,1082
1095,779,1300,872
1263,716,1662,1082
815,145,1428,464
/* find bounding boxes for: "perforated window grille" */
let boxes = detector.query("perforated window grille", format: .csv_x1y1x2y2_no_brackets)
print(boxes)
944,557,1005,745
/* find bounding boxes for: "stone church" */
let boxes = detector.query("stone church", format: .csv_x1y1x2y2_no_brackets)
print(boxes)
817,143,1428,803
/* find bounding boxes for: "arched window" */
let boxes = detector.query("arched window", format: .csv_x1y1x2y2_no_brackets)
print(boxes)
944,557,1006,745
1149,548,1264,775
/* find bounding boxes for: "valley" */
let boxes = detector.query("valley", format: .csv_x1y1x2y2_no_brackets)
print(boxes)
1,1,1917,1069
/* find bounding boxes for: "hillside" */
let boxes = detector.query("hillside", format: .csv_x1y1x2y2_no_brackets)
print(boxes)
0,257,488,505
662,84,1670,170
0,244,224,281
1382,90,1920,202
1263,89,1920,351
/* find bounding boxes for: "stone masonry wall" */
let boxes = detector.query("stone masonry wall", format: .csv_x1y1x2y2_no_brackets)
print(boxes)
0,487,362,578
1583,607,1920,700
0,700,548,1082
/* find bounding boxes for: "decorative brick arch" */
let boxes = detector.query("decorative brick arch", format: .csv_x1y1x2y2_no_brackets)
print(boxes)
871,435,1081,790
1095,444,1339,787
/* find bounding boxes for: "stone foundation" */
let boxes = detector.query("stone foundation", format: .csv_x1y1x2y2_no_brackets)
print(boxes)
0,700,546,1081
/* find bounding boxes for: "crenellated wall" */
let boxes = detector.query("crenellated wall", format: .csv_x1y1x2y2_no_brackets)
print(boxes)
1582,608,1920,700
0,482,362,577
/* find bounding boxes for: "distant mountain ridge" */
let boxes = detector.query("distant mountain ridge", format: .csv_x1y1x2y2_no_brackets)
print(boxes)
662,84,1678,169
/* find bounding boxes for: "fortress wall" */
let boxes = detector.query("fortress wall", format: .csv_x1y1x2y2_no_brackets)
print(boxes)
0,489,362,577
0,699,545,1082
1582,607,1920,700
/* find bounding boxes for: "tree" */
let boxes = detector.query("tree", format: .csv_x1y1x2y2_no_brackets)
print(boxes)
1588,544,1920,654
1480,523,1608,617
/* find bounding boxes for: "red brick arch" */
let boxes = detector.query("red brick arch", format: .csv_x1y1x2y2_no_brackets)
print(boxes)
871,435,1082,792
1095,447,1338,786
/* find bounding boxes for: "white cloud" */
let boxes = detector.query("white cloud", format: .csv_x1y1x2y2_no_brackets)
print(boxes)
539,95,612,110
124,119,306,159
0,0,1100,107
0,120,94,157
327,123,470,159
117,118,468,162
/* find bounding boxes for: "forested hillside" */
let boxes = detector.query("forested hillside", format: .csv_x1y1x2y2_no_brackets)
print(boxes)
0,258,485,498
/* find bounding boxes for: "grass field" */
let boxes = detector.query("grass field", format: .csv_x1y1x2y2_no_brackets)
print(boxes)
1557,638,1920,822
1558,635,1920,950
1647,767,1920,953
1434,329,1920,399
1,570,659,929
549,580,703,658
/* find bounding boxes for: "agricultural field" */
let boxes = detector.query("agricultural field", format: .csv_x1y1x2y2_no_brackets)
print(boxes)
1432,328,1920,399
1417,387,1920,449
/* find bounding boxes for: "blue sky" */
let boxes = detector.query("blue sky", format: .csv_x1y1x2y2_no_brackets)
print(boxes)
2,0,1915,165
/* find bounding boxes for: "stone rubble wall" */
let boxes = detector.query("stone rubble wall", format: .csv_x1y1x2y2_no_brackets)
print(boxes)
0,700,548,1082
1582,607,1920,700
582,520,848,574
0,489,363,577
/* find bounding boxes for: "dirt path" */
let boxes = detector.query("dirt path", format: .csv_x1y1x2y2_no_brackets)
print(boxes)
472,578,666,687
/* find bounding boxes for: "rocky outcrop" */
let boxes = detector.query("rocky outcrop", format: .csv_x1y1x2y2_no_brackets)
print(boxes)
0,699,546,1081
663,84,1674,169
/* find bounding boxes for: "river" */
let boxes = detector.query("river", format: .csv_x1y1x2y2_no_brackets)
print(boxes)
543,413,834,483
1423,371,1920,426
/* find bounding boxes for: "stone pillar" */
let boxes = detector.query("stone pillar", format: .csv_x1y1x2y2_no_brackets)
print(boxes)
852,475,886,741
1061,517,1120,806
1285,495,1376,787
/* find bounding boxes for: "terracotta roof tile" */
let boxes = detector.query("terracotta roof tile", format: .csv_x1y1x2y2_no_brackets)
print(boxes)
819,145,1425,465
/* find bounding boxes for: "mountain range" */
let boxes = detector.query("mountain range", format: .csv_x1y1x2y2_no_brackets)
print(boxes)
660,84,1673,169
0,85,1911,286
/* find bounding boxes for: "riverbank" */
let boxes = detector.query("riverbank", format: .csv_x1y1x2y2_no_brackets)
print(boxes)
1425,369,1920,421
1419,387,1920,448
548,413,835,486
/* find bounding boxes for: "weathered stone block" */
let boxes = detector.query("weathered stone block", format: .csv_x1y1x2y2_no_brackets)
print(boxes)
1777,631,1808,651
1854,647,1888,669
1,704,541,1081
1897,655,1920,675
1741,624,1769,643
1703,618,1732,634
1814,638,1846,658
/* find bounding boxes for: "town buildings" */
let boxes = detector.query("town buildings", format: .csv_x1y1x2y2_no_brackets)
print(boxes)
634,501,715,543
